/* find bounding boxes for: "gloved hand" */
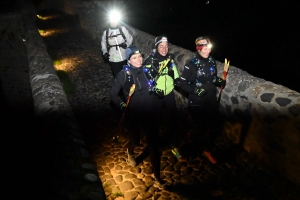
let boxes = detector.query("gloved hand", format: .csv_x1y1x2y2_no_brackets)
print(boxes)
119,42,127,49
120,102,127,113
154,88,164,98
215,77,226,88
174,78,180,87
104,53,110,60
195,87,207,98
168,54,174,60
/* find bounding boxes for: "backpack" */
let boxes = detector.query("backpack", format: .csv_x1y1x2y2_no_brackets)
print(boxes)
122,65,135,97
106,26,127,51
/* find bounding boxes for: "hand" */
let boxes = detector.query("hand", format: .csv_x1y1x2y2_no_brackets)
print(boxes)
154,88,164,98
120,102,127,112
216,77,226,88
119,43,127,49
195,87,207,98
174,78,180,87
104,53,110,60
168,54,174,60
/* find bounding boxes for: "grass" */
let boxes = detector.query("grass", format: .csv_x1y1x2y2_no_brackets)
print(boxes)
38,29,45,34
53,60,62,65
56,70,75,96
113,192,123,198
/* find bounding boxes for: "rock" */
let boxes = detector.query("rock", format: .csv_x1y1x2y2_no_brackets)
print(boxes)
132,178,144,186
115,175,123,183
180,175,194,185
135,185,147,193
124,174,137,180
142,166,153,174
119,181,134,193
124,191,138,200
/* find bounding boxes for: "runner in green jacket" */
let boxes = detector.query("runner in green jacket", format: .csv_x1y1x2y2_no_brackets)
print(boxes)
144,36,182,158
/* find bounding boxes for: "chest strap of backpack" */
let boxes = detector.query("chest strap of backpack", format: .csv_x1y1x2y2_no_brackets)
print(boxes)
106,27,127,51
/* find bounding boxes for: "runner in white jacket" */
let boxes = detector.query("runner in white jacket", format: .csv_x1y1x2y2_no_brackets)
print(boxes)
101,20,133,78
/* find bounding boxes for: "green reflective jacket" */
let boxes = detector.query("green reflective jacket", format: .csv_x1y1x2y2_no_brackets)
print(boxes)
144,51,179,95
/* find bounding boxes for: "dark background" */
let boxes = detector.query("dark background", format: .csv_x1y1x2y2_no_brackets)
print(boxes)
124,0,299,92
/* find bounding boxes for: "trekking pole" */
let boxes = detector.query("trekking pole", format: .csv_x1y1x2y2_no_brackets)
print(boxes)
154,58,171,82
114,84,136,141
113,30,123,60
217,58,230,103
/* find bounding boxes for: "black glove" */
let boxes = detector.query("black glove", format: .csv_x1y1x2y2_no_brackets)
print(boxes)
195,87,207,98
174,78,180,87
215,77,226,88
104,53,110,60
119,43,127,49
120,102,127,113
168,54,174,60
154,88,164,98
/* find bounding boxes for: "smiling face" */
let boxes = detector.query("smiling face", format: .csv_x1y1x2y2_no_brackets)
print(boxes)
128,53,143,68
157,42,169,57
198,46,212,58
196,39,212,58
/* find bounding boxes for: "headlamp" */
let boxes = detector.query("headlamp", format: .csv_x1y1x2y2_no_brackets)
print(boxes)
108,10,121,23
128,50,141,59
196,39,212,47
196,39,213,51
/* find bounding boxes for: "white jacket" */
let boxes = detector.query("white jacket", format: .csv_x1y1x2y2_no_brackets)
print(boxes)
101,26,133,62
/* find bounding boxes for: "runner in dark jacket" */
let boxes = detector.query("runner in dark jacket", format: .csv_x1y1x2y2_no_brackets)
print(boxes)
109,45,167,188
179,36,226,164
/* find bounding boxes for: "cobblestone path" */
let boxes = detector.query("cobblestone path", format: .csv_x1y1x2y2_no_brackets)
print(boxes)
37,9,299,200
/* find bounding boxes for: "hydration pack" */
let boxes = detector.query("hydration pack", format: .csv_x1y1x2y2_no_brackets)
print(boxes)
106,26,126,51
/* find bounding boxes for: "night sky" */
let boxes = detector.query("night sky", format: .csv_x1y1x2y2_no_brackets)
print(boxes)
124,0,299,92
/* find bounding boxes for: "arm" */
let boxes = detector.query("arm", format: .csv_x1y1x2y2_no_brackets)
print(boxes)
121,26,133,46
101,30,108,55
179,63,197,94
170,58,180,79
109,71,125,107
213,62,226,88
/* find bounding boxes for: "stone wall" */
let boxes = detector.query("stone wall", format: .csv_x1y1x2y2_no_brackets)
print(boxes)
0,11,33,110
37,0,300,185
25,12,105,200
0,1,106,199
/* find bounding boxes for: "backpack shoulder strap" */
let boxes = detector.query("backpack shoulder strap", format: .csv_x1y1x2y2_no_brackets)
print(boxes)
106,28,110,51
123,65,134,84
119,26,126,42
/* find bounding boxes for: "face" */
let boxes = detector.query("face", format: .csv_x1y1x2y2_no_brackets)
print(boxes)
157,42,168,56
128,53,143,68
109,21,118,28
198,46,211,58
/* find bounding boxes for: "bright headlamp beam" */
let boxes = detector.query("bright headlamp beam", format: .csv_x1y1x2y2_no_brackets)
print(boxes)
207,43,213,48
109,10,121,23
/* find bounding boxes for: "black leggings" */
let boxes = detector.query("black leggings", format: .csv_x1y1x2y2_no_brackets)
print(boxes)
109,60,127,78
126,114,161,178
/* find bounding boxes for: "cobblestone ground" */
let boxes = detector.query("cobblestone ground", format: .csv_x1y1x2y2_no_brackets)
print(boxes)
37,9,300,200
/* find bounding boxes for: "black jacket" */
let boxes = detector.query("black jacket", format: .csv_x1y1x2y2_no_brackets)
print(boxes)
109,65,153,113
179,53,220,110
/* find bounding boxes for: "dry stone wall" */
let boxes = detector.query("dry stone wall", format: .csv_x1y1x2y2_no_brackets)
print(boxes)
24,11,106,200
0,12,33,109
0,1,106,199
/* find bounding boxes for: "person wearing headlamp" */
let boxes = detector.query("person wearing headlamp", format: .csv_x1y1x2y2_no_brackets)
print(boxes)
101,10,133,78
179,36,226,164
143,36,182,159
109,45,167,189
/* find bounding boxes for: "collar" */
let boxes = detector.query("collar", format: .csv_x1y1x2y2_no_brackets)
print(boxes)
196,53,209,62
